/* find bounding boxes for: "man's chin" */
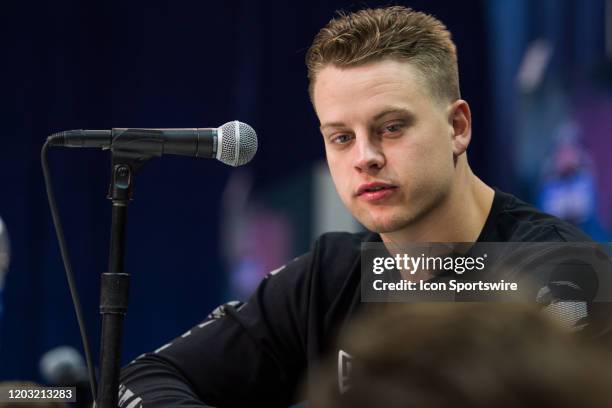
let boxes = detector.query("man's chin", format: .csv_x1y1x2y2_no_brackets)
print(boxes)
359,216,410,234
351,204,419,234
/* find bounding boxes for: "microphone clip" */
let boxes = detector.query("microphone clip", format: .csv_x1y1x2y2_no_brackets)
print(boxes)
107,149,153,202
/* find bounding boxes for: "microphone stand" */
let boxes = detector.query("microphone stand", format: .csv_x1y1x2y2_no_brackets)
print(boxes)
97,150,151,408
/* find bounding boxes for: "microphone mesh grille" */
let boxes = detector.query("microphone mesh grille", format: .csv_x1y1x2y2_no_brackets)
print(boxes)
219,121,258,166
542,301,588,330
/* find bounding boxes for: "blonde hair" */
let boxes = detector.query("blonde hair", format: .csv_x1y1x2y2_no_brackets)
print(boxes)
306,6,460,103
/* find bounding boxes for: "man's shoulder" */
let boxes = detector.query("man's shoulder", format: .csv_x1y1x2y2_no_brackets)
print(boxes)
307,231,374,284
489,189,593,242
311,231,373,268
315,230,374,251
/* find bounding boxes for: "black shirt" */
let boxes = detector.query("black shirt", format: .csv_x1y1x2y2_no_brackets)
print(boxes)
118,189,595,408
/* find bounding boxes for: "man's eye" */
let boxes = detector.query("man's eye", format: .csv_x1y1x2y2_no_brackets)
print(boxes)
384,123,404,134
331,134,353,144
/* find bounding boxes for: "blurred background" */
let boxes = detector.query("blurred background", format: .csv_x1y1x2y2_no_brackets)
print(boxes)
1,0,610,385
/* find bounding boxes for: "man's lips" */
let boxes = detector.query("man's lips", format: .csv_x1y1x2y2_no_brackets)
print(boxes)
355,182,398,196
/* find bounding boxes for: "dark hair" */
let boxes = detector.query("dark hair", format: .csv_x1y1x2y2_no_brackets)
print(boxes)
307,303,612,408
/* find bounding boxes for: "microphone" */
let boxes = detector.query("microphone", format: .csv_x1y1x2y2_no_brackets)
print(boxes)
47,120,258,167
40,346,88,385
40,346,93,408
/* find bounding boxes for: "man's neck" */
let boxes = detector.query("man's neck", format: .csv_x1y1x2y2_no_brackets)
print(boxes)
380,165,495,244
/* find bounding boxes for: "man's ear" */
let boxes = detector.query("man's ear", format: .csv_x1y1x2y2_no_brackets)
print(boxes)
448,99,472,156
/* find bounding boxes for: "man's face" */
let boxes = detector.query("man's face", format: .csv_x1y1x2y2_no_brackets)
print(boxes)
313,59,457,234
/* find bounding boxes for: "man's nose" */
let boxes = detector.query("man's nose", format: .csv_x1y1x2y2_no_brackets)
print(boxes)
354,135,385,173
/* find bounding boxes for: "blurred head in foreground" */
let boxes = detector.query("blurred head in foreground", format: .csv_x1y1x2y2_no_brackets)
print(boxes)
307,303,612,408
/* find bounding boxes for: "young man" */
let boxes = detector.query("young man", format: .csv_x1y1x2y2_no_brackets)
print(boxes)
118,7,594,407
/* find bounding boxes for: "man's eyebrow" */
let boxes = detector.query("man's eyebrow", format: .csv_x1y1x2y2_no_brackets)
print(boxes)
372,107,413,121
319,108,413,131
319,121,346,131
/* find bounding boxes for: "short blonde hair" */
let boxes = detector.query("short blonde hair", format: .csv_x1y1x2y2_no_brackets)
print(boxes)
306,6,460,103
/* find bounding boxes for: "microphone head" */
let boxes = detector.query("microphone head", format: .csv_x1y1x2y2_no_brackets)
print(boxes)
40,346,88,385
217,121,258,167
